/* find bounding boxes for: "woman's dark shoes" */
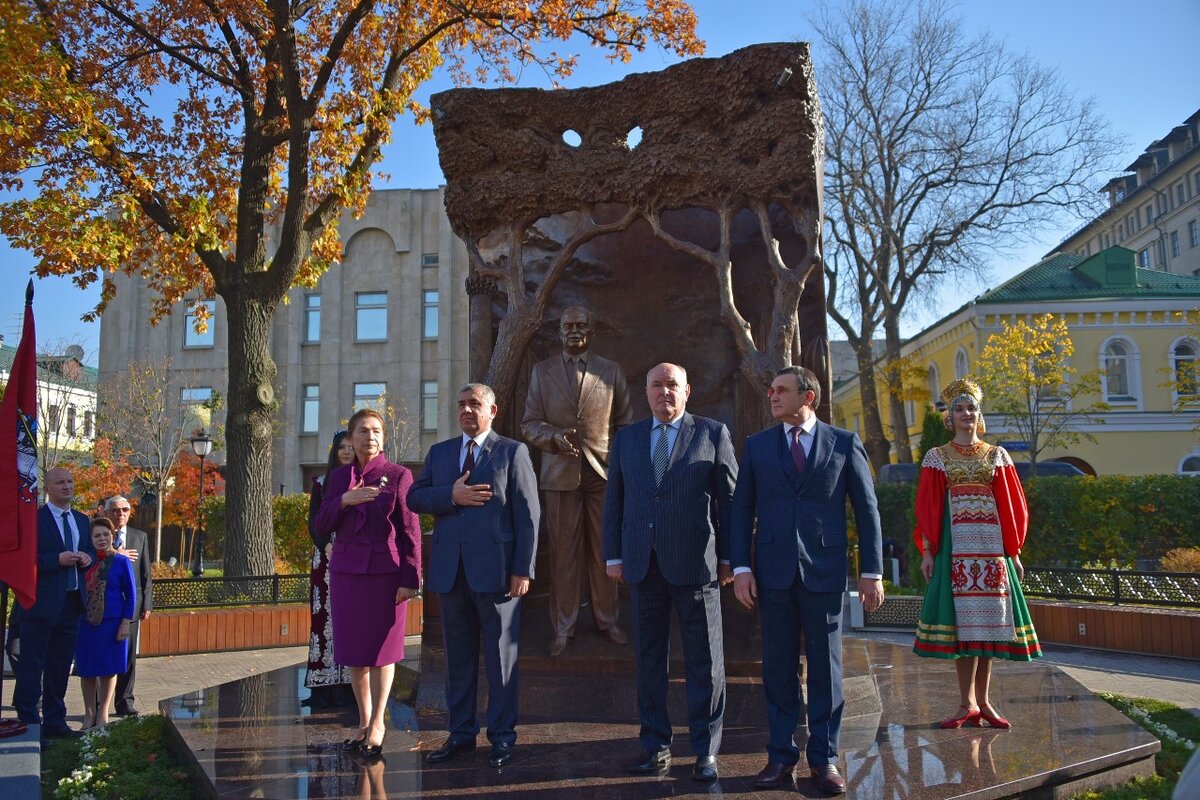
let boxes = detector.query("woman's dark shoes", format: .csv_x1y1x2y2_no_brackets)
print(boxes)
425,737,476,763
358,742,384,760
690,756,718,782
488,742,514,768
342,730,367,752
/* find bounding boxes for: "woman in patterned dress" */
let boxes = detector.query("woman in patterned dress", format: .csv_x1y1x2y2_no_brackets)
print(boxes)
913,378,1041,730
304,430,356,708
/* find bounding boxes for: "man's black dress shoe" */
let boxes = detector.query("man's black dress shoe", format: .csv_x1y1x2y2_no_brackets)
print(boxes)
753,761,796,788
425,737,476,763
627,747,671,773
811,764,847,795
691,756,718,782
488,742,514,768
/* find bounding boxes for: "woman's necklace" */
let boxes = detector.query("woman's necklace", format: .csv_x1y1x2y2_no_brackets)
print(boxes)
948,439,986,457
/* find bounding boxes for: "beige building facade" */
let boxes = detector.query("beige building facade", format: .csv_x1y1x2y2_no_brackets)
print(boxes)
1057,108,1200,277
98,188,471,493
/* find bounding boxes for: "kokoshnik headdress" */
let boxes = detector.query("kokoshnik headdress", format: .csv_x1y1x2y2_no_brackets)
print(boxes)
940,377,983,409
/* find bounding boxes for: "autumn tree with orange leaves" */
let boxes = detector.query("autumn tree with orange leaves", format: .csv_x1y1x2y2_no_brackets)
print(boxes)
0,1,702,577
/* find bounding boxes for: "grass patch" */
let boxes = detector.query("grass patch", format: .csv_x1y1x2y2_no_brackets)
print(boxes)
1071,695,1198,800
42,715,193,799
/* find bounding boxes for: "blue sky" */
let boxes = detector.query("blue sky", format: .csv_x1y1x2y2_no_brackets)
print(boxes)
3,0,1197,363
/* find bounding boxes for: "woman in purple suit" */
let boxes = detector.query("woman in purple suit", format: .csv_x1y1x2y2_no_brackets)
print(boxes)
313,408,422,760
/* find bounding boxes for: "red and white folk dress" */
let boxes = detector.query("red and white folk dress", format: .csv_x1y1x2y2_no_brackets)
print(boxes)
912,443,1041,660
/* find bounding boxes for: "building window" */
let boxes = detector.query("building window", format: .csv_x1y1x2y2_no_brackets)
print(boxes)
1145,205,1154,226
1177,183,1186,207
355,292,387,342
1170,231,1181,258
1101,338,1138,403
422,253,439,267
1138,249,1150,268
904,400,916,427
47,403,61,431
422,381,438,431
304,294,321,343
1190,221,1199,248
180,387,214,434
302,385,319,433
927,364,940,406
1181,452,1200,476
1172,339,1198,400
422,290,439,339
353,382,386,412
65,405,77,436
83,410,94,439
954,348,969,379
184,300,216,348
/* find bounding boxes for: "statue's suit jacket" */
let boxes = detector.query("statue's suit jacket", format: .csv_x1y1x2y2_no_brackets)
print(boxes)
730,420,883,591
408,431,539,594
603,413,737,586
521,352,632,489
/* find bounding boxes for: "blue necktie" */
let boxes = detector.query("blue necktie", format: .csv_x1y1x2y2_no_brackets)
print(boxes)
61,511,78,590
653,423,670,486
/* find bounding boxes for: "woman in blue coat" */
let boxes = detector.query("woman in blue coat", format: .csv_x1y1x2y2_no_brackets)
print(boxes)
75,517,136,729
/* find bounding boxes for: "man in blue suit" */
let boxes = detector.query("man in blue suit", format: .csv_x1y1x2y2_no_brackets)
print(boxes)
13,467,94,740
731,366,884,795
603,362,737,783
408,383,539,769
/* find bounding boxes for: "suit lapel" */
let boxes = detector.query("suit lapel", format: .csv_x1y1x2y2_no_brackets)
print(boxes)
578,360,600,407
474,430,501,476
776,424,801,488
548,357,577,405
666,413,695,475
799,421,833,488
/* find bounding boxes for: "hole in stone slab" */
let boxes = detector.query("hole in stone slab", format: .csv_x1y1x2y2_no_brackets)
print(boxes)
562,129,582,148
625,126,643,149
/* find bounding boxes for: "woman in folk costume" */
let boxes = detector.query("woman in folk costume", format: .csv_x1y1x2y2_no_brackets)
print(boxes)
913,378,1041,730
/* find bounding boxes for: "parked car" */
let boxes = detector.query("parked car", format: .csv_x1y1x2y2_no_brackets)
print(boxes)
876,460,1084,484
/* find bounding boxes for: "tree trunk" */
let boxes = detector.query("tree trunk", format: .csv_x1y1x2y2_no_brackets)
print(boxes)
884,320,914,463
855,344,891,472
220,295,277,577
484,302,541,436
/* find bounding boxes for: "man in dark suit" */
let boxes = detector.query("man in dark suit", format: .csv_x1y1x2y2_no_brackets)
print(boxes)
14,467,93,739
731,366,884,795
408,383,539,769
603,362,737,783
104,495,152,716
522,305,633,657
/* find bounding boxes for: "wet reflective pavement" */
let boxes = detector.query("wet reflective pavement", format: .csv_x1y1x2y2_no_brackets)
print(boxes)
163,626,1158,799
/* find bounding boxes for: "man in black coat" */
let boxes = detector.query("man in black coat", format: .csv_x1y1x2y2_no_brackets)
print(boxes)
104,495,153,716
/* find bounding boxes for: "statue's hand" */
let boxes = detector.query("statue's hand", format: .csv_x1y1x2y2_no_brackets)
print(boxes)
555,429,580,457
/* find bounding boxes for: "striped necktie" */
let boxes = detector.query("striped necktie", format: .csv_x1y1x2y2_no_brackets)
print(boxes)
652,423,671,486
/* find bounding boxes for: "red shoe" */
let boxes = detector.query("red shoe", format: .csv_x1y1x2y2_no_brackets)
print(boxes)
978,707,1011,729
939,705,981,729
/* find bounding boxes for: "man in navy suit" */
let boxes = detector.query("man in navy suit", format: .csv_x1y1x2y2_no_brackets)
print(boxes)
408,383,539,769
603,362,737,783
13,467,94,739
731,366,884,795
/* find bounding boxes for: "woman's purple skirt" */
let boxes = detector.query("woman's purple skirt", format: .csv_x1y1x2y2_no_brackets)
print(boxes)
329,569,408,667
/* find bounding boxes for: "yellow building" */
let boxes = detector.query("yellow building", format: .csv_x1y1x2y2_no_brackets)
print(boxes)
832,247,1200,476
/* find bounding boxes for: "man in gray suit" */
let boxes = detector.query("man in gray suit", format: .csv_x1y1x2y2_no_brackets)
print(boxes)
603,363,737,783
103,495,153,716
522,306,632,657
408,383,539,769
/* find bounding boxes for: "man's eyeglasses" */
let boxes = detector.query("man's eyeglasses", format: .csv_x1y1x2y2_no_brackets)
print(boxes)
765,386,793,397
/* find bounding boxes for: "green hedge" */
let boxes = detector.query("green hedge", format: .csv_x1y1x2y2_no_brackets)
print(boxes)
865,475,1200,576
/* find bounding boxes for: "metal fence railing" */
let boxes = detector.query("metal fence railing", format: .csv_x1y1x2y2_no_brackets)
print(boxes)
153,574,309,609
1021,567,1200,609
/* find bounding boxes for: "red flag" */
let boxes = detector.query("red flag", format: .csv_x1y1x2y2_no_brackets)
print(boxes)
0,280,39,608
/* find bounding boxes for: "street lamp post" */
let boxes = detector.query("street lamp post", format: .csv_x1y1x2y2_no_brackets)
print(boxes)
190,431,213,577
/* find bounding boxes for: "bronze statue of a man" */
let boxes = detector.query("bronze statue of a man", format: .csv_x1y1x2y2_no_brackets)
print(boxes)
522,306,633,657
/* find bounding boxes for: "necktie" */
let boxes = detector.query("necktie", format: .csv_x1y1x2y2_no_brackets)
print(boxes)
462,440,476,477
574,357,585,393
61,511,78,590
652,423,671,486
115,531,124,550
790,427,808,475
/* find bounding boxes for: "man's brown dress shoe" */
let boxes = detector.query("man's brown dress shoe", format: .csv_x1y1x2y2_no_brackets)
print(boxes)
753,761,796,788
811,764,847,794
549,636,569,657
600,626,628,645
